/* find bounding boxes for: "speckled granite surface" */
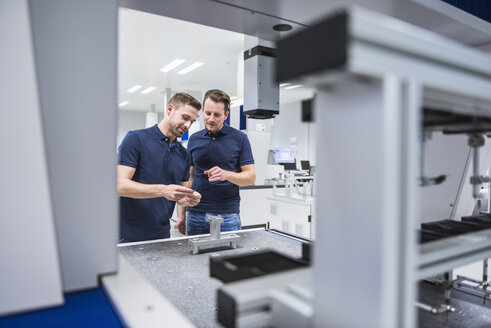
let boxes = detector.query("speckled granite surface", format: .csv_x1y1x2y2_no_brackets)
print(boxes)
418,281,491,328
119,230,491,328
118,230,303,328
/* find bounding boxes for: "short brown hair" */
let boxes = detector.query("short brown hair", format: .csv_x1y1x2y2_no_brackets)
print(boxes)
203,89,230,113
169,92,201,111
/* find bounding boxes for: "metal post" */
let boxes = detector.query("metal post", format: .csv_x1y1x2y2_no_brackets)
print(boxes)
208,215,224,240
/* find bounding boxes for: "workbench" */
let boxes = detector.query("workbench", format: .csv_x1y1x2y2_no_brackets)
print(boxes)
116,229,491,328
117,229,303,327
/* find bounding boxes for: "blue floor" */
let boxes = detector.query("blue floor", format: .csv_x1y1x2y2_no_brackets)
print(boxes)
0,288,122,328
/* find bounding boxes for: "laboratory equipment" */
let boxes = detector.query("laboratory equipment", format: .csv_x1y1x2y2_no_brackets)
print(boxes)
188,215,241,254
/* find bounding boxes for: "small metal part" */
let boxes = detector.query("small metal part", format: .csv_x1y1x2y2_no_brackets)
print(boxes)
419,131,448,187
483,259,489,304
420,174,447,187
209,215,224,240
468,134,485,148
468,134,490,198
188,215,241,254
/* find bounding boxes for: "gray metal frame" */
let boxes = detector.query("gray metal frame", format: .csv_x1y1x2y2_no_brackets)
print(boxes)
280,6,491,328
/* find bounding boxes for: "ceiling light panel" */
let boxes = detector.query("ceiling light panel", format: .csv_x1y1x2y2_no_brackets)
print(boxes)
140,86,157,94
127,85,142,93
160,59,185,72
177,62,204,75
119,101,130,107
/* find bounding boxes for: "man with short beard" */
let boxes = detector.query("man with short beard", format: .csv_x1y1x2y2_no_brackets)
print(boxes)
177,89,256,235
118,92,202,242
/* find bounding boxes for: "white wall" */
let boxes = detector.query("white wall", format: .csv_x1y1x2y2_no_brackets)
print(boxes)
118,110,147,147
0,0,63,315
418,132,470,223
269,100,317,167
29,0,119,292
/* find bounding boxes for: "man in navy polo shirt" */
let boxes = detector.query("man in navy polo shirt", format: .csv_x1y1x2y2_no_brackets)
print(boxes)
118,92,202,242
177,89,256,235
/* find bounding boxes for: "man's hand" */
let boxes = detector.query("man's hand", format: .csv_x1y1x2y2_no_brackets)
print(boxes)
176,217,186,234
204,166,229,182
177,191,201,207
162,184,194,201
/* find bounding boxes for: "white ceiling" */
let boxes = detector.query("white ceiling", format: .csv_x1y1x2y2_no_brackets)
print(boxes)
118,8,244,112
118,8,314,113
121,0,491,46
118,1,491,113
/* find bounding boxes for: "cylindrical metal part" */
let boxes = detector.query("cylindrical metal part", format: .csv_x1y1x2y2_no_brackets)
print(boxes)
484,259,488,285
473,146,480,199
415,301,437,314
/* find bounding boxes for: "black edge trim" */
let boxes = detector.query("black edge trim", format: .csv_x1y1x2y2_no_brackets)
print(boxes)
302,242,312,263
244,45,276,60
242,223,267,229
217,288,237,328
268,228,312,243
210,250,309,283
276,11,348,82
301,98,314,122
242,109,279,119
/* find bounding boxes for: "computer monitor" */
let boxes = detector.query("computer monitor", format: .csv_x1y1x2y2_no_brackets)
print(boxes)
300,160,311,171
282,162,297,171
275,148,295,163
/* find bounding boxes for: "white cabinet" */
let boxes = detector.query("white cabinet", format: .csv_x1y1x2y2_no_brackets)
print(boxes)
267,195,314,239
240,188,272,228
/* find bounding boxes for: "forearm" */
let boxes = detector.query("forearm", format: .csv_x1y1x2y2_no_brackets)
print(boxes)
118,179,164,199
178,204,187,221
226,170,256,186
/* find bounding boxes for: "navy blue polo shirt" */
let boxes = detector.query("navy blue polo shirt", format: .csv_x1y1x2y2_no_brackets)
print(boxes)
187,124,254,214
118,124,191,242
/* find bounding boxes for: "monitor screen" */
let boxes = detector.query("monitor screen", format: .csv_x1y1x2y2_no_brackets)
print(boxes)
301,160,311,170
282,162,297,171
275,148,295,163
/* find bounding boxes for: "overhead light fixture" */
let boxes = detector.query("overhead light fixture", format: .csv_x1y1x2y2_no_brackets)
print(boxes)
230,96,239,101
160,59,185,72
177,62,204,75
284,84,303,90
279,83,290,87
118,101,130,107
141,86,157,94
127,85,142,93
273,24,292,32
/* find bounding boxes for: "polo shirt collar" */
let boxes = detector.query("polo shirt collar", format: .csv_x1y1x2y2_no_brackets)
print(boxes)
151,124,172,143
203,123,230,136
